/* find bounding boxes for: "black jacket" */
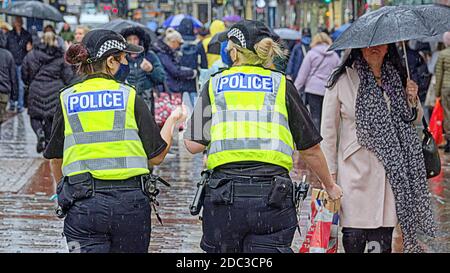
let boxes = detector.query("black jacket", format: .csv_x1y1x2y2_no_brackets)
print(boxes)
6,28,32,65
22,44,73,118
0,32,17,98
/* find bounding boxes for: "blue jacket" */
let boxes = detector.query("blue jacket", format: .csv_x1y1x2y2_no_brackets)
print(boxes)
154,39,195,93
286,42,309,80
177,17,208,93
126,50,166,95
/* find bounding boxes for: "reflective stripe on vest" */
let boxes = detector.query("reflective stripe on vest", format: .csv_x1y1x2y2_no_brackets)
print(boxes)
209,138,294,156
60,79,149,180
207,66,294,171
63,156,148,176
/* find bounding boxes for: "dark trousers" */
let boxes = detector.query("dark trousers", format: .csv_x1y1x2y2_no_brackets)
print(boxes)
306,93,324,133
201,172,298,253
30,116,53,144
63,188,151,253
342,227,394,253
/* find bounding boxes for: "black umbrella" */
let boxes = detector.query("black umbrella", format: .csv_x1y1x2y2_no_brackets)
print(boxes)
207,31,227,55
330,5,450,52
98,19,158,42
0,1,64,22
330,5,450,122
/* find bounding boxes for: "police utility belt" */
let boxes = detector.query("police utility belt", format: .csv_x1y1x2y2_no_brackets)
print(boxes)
189,170,309,216
55,172,170,223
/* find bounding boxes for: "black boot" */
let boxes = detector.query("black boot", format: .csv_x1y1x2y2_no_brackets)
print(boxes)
36,129,46,153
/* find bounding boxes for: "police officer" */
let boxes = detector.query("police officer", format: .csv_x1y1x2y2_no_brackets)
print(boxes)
184,20,343,253
44,29,187,253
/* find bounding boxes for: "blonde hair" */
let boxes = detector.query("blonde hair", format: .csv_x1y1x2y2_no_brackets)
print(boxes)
164,28,183,44
311,32,333,48
75,26,90,35
43,31,57,47
228,37,285,68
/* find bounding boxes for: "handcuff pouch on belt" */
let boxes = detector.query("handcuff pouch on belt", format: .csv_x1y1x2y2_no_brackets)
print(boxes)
268,176,293,208
55,172,95,218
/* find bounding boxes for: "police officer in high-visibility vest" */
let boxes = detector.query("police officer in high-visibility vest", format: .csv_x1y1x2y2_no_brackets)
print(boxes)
184,20,343,253
44,29,187,253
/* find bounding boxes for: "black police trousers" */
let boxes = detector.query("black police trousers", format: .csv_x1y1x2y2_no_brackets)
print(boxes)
200,172,298,253
63,187,151,253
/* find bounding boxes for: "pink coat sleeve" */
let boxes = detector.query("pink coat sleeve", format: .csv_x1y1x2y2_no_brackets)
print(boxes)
320,84,341,174
294,52,312,91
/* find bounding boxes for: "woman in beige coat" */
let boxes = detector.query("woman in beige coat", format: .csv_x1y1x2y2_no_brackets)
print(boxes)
321,44,436,253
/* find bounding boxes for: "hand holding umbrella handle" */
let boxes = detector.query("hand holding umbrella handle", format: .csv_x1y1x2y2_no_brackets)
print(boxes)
401,40,418,123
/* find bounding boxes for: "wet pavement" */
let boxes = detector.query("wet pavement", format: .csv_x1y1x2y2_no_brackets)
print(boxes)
0,111,449,253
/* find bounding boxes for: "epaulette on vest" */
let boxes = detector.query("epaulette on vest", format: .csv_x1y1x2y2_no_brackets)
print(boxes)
210,67,231,78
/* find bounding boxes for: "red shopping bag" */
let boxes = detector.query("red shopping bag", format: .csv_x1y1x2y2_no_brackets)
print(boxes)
154,92,183,129
299,189,340,253
429,98,444,145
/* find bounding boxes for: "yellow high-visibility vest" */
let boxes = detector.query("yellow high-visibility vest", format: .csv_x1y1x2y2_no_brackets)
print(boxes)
207,66,295,171
60,77,149,180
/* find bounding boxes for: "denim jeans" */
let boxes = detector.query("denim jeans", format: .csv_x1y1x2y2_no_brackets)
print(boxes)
10,65,24,110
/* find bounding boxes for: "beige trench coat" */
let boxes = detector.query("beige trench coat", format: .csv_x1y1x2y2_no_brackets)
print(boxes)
320,66,423,228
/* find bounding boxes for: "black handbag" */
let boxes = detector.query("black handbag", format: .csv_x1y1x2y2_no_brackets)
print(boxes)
422,117,441,178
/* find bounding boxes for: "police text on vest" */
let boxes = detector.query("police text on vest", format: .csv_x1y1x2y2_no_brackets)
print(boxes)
217,73,273,93
67,91,125,114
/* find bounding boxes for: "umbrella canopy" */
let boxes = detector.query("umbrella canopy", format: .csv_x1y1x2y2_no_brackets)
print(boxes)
0,1,64,22
162,14,203,28
223,15,242,23
273,28,302,40
99,19,157,42
329,4,450,51
208,31,227,55
331,23,351,41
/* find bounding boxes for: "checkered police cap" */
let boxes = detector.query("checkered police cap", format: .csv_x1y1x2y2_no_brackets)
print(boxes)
220,20,276,53
82,29,143,63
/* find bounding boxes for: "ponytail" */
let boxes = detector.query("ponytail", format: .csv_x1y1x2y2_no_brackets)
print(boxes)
229,38,285,68
254,37,286,68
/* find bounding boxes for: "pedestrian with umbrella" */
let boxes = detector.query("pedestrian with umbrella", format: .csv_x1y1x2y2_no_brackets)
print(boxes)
321,5,446,253
5,16,32,113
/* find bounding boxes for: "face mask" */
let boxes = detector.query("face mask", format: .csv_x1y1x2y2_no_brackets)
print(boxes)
221,42,233,67
114,62,130,82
